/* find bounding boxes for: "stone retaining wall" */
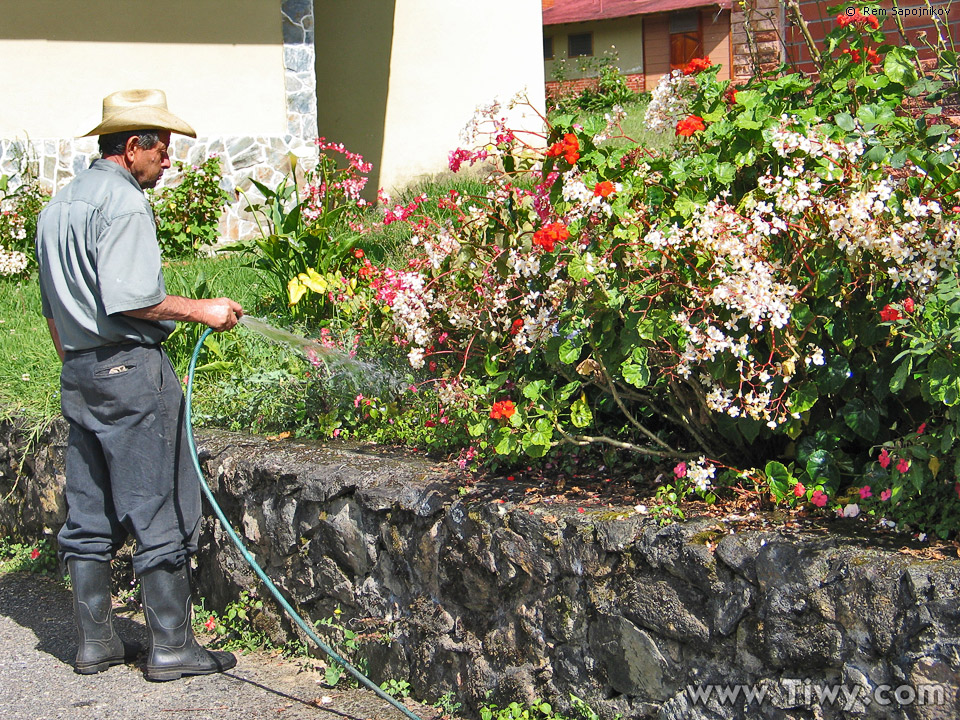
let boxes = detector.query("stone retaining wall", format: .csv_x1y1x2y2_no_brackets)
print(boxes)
2,418,959,719
0,0,317,245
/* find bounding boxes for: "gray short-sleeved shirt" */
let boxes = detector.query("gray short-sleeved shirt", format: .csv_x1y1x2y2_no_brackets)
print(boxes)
35,159,175,351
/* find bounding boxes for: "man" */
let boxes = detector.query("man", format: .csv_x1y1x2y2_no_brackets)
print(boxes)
35,89,242,681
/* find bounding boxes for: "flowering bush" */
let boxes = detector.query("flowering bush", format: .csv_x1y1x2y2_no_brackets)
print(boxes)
0,170,48,276
148,156,231,259
235,139,377,321
290,10,960,533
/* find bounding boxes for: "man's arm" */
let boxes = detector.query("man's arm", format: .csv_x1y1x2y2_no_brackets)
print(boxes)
122,295,243,332
46,318,65,363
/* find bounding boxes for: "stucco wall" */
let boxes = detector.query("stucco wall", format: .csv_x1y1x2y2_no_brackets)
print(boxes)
0,0,317,243
543,16,645,83
0,0,287,139
316,0,547,196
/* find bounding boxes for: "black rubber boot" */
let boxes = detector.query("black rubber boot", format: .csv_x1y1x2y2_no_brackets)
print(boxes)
68,558,139,674
140,564,236,681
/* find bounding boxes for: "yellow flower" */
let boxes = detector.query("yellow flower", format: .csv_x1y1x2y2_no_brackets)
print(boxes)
287,277,307,306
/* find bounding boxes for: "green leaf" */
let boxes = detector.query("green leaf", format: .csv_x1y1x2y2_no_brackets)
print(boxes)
805,450,840,488
884,46,918,86
522,380,548,402
765,460,793,501
570,395,593,428
559,339,582,365
713,162,736,184
790,383,818,414
841,398,880,440
834,112,856,132
494,428,518,455
621,347,650,388
857,104,896,127
733,90,761,109
819,355,851,395
890,358,913,393
568,254,596,282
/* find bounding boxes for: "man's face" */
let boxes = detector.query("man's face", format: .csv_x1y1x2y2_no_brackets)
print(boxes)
128,131,171,189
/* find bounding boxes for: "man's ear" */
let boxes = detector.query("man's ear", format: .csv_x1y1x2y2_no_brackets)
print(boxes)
124,135,141,162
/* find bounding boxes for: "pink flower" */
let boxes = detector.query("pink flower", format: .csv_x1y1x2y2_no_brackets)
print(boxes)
955,482,960,500
674,462,687,479
793,481,806,498
354,393,364,408
896,458,910,473
903,297,916,313
878,448,891,469
811,490,828,507
880,488,892,501
859,486,872,500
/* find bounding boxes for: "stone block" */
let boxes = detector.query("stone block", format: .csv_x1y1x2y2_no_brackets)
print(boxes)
590,614,675,700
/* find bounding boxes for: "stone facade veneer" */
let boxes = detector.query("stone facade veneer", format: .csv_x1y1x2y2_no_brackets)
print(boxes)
0,0,317,245
3,418,959,719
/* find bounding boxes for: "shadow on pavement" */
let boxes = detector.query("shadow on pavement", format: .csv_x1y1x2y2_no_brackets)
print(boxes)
0,571,145,666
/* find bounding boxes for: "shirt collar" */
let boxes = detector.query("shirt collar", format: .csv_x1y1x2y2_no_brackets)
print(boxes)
90,158,143,192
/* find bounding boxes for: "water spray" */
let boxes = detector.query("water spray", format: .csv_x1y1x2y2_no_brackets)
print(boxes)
185,325,424,720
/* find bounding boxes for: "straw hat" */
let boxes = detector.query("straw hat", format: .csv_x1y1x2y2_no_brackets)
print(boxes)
81,89,196,138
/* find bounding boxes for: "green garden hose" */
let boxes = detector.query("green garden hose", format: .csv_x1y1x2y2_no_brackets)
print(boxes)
185,328,425,720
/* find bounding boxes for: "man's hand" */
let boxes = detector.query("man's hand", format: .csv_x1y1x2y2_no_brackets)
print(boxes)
198,297,243,332
122,295,244,332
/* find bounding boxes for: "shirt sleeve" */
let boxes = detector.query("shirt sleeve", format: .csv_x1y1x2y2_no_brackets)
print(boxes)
97,210,167,315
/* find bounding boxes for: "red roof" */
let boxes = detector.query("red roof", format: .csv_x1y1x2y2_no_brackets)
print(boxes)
543,0,732,26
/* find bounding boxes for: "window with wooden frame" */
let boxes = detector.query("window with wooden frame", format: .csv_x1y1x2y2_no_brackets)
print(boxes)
543,35,554,60
669,9,702,70
568,32,593,58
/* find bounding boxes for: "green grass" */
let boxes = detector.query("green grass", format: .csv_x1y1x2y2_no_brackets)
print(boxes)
550,97,674,153
0,277,61,425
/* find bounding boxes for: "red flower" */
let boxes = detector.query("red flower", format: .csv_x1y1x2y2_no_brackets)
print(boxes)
896,458,910,473
532,222,569,252
842,48,862,63
878,448,891,469
793,481,806,498
490,400,516,420
724,86,738,105
866,47,881,64
837,10,879,30
510,318,525,335
682,57,713,75
879,304,901,322
903,297,916,313
30,548,40,560
811,490,828,508
675,115,706,137
917,422,927,435
546,133,580,165
594,181,615,198
204,616,217,632
353,248,365,259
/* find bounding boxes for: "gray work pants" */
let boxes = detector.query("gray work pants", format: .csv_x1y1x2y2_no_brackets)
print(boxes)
57,343,201,574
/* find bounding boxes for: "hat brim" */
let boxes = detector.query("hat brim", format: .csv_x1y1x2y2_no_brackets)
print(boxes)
80,105,196,138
